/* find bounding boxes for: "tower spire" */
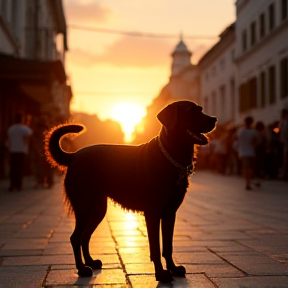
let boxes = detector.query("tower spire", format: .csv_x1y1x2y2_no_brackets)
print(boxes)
171,35,192,76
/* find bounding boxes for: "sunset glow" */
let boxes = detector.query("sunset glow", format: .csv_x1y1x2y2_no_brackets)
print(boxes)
64,0,235,124
110,102,146,142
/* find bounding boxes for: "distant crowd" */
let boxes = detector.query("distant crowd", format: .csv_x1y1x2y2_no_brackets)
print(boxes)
197,108,288,187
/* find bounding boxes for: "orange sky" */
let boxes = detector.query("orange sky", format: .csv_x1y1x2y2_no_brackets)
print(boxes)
63,0,235,124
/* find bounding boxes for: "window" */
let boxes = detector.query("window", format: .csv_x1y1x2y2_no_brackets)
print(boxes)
250,21,257,45
260,13,266,38
220,58,226,70
260,71,266,107
280,57,288,98
268,65,276,104
242,30,247,52
239,83,249,112
282,0,288,21
249,77,258,108
239,77,257,112
269,3,275,31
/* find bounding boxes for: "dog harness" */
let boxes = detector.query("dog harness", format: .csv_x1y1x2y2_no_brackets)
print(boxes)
157,136,193,185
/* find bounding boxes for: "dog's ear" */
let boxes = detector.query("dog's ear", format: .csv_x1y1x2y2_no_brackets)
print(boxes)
157,103,178,129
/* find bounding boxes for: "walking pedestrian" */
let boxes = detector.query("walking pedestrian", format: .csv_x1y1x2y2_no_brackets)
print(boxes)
7,113,33,191
237,116,258,190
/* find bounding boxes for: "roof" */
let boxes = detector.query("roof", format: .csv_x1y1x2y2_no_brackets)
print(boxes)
198,23,235,65
171,37,192,56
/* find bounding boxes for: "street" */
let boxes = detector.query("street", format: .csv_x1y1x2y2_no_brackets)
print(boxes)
0,171,288,288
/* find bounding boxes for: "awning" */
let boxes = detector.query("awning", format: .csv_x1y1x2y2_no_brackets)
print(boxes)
20,84,52,104
0,53,66,83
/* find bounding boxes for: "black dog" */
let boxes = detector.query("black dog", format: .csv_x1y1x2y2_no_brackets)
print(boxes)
45,100,217,283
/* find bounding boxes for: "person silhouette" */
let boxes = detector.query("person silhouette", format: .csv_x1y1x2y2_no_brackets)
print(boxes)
237,116,258,190
7,113,33,191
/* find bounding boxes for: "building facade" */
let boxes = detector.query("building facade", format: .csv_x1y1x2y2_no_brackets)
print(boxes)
235,0,288,124
198,0,288,126
198,24,236,125
0,0,71,178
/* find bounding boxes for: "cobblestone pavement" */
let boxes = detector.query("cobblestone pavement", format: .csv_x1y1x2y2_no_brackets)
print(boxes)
0,172,288,288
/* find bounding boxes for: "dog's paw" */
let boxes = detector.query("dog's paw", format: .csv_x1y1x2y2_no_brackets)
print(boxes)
155,270,174,283
77,266,93,277
85,259,102,270
169,265,186,277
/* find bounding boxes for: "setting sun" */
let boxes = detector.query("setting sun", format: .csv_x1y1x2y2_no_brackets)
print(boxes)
111,102,146,142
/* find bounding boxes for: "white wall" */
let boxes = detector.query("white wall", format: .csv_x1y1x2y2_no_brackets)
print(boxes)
200,40,236,124
235,0,288,124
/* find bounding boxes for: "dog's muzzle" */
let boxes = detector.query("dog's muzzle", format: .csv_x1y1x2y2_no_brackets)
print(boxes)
186,129,208,145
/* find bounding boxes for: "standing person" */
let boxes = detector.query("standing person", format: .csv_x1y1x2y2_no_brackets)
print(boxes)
279,108,288,180
7,113,33,191
237,116,258,190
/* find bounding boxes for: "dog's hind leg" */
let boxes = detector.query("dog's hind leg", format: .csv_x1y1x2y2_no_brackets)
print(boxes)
144,212,173,283
162,212,186,277
70,211,93,277
81,196,107,270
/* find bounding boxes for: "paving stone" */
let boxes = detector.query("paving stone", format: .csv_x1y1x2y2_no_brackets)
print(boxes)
125,263,155,275
2,238,48,250
184,263,244,277
2,254,75,266
51,263,122,270
120,252,150,264
118,247,150,254
45,285,129,288
209,242,255,252
173,251,226,265
116,239,149,248
112,230,143,237
213,276,288,288
217,252,288,275
200,230,252,241
45,268,127,286
89,246,118,255
0,265,48,288
129,274,215,288
173,246,208,253
0,249,43,257
44,243,73,255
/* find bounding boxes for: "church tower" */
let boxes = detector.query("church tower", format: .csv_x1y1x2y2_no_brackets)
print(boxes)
171,36,192,76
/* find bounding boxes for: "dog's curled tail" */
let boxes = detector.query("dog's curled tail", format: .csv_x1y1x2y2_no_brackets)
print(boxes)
44,123,86,171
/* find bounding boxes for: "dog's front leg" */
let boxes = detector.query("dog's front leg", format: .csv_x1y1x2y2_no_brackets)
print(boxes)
144,212,173,283
162,212,186,277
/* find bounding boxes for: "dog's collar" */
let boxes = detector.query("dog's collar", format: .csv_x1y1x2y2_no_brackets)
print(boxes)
157,136,193,185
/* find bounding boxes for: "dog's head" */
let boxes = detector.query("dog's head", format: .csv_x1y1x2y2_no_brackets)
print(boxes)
157,101,217,145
